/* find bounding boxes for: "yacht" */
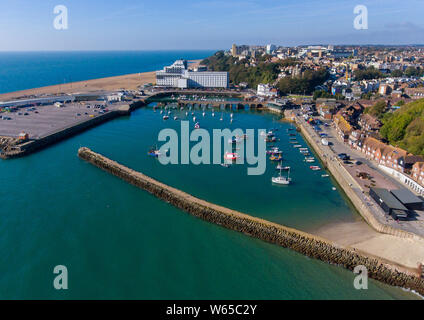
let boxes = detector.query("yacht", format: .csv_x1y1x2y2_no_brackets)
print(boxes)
272,168,291,185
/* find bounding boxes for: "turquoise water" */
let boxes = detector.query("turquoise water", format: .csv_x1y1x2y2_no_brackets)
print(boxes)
0,51,214,94
0,106,417,299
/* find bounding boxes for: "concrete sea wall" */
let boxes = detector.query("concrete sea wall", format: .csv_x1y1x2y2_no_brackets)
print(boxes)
78,147,424,295
0,104,142,160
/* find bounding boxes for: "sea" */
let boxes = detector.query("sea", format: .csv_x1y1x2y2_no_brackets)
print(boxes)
0,51,418,299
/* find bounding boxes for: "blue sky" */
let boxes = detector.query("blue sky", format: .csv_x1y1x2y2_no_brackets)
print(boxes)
0,0,423,51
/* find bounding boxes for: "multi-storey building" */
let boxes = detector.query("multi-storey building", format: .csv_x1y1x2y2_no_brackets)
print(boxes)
156,60,229,89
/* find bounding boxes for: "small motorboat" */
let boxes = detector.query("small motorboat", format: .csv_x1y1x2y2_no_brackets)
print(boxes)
310,166,321,171
147,147,160,158
293,145,302,148
224,152,239,161
322,174,330,178
163,115,169,120
194,122,200,129
270,155,282,161
174,116,178,120
220,163,231,168
228,137,242,144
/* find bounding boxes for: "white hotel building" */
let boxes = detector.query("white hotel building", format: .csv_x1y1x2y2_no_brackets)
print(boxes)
156,60,229,89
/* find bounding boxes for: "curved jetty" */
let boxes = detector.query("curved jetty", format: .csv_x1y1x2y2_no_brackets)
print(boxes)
78,147,424,295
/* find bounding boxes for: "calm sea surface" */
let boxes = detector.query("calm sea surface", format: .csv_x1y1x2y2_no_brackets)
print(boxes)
0,51,215,94
0,52,418,299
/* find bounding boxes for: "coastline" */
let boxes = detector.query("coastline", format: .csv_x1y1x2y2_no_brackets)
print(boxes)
0,60,202,101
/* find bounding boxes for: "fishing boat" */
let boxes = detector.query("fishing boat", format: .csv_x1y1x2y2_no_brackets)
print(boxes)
272,167,291,185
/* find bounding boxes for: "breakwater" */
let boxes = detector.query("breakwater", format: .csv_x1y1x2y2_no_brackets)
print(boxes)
78,147,424,295
296,117,424,242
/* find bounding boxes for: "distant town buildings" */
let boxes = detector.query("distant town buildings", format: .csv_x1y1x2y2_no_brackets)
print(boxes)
156,60,229,89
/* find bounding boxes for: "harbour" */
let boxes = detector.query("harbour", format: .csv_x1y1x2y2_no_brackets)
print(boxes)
0,104,417,299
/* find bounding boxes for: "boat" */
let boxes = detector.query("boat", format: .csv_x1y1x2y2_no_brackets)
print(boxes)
265,136,277,143
229,137,242,144
220,163,231,168
322,174,330,178
202,112,206,117
160,110,163,114
224,152,239,161
147,147,161,157
174,116,178,120
270,154,282,161
163,115,169,120
272,167,291,185
293,145,302,148
310,166,321,171
194,122,200,129
305,158,315,163
193,116,196,122
212,112,215,117
276,162,290,170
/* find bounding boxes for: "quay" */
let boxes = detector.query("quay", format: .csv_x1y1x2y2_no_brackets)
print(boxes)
0,102,143,160
78,147,424,295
